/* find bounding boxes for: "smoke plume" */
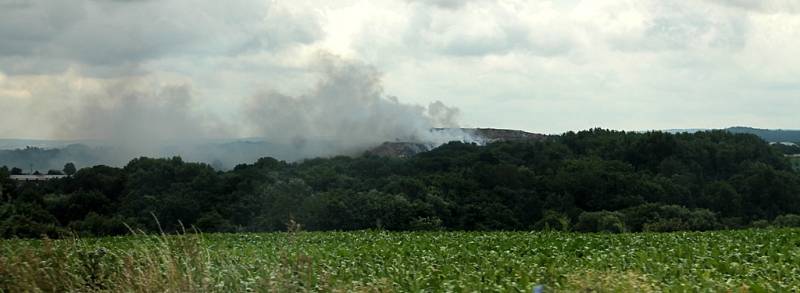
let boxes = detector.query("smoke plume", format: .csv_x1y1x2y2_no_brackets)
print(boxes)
245,53,473,158
1,53,475,168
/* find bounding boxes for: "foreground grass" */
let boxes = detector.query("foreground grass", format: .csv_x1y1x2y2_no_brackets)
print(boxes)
2,229,800,292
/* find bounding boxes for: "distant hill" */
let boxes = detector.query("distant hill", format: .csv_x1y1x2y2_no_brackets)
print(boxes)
0,139,99,150
0,139,347,171
0,128,548,170
4,127,794,169
725,127,800,143
0,144,109,173
665,127,800,143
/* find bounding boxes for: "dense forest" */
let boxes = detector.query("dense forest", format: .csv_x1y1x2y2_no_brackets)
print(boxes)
2,129,800,238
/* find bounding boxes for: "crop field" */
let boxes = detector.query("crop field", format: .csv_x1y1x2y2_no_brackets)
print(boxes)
2,229,800,292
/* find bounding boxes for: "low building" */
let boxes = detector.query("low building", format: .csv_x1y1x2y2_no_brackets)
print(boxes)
10,174,68,182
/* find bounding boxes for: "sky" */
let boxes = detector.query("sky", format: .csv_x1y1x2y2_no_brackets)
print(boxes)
1,0,799,142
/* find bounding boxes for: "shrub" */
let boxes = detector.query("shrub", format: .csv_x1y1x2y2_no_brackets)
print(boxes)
68,213,130,236
750,219,771,229
0,203,64,238
773,214,800,228
643,218,690,232
623,204,720,232
534,210,571,231
409,216,444,231
195,211,234,232
575,211,626,233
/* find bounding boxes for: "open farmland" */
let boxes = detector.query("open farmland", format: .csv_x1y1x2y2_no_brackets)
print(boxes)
2,229,800,292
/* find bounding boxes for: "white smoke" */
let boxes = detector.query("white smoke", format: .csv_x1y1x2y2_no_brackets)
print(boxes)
0,53,479,168
244,53,480,158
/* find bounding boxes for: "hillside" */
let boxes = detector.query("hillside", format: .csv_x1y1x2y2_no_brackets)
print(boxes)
367,128,548,157
461,128,549,142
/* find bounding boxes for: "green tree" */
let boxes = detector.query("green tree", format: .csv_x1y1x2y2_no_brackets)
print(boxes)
63,162,77,176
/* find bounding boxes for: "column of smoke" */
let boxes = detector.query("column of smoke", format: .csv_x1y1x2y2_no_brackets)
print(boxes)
40,54,481,169
244,54,483,158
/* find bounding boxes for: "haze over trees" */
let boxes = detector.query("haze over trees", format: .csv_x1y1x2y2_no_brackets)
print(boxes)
1,129,800,238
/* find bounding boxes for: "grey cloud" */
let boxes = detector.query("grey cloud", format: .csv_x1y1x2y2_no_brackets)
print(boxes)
612,3,748,52
232,4,324,54
643,17,713,50
0,0,324,75
0,0,33,9
441,25,572,57
402,2,574,58
440,28,524,57
0,1,85,56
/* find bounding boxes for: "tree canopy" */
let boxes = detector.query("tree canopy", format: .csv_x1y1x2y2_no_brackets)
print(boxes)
2,129,800,238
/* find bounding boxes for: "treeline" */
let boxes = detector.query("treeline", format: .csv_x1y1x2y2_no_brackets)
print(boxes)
772,143,800,156
0,145,109,173
2,129,800,238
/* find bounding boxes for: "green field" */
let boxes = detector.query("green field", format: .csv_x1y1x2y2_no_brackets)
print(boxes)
3,230,800,292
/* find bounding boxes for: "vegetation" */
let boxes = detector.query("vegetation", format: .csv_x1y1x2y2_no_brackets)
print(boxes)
2,229,799,292
772,143,800,156
790,156,800,172
2,129,800,237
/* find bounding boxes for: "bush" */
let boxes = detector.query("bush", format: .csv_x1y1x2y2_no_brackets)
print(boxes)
575,211,626,233
0,203,64,238
683,208,720,231
409,216,444,231
195,211,234,232
623,204,720,232
773,214,800,228
534,210,571,231
67,213,130,236
750,219,771,229
643,218,690,232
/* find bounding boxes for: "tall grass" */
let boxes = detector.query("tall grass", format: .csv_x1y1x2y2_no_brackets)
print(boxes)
0,226,374,292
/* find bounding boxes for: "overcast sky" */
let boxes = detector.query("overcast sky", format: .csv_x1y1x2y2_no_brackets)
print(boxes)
1,0,799,140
